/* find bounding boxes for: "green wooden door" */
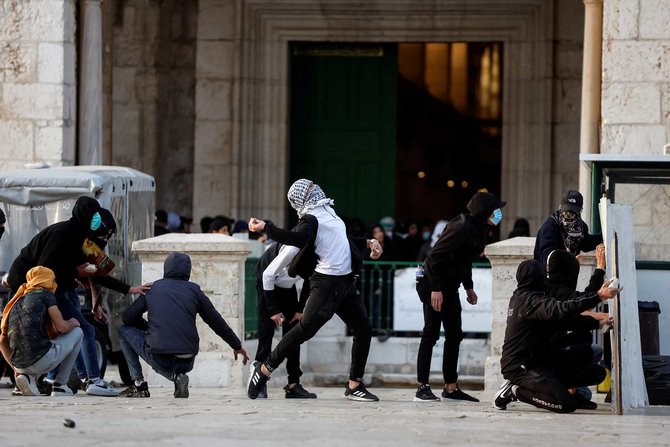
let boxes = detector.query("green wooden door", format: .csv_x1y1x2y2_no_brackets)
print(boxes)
289,44,397,225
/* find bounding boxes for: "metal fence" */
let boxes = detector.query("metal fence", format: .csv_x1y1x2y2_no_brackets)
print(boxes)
243,258,490,339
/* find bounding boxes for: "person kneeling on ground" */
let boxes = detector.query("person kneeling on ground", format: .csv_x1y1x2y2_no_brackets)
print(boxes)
118,252,250,398
0,266,83,397
493,260,619,413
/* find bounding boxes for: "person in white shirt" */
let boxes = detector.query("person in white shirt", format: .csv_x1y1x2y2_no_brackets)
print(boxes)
247,179,383,402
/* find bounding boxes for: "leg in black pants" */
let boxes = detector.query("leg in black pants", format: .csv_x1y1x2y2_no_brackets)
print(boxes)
334,283,372,381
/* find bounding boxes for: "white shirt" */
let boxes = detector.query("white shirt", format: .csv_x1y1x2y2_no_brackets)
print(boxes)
310,204,352,276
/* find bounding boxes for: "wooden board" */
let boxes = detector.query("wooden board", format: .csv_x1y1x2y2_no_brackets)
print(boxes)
599,198,649,414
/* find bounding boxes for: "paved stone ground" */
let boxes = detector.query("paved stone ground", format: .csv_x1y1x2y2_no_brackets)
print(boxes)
1,381,670,447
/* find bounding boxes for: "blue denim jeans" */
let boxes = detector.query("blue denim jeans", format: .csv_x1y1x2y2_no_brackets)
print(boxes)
118,324,194,382
47,289,99,381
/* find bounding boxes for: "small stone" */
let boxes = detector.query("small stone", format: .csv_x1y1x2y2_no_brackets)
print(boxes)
63,418,75,428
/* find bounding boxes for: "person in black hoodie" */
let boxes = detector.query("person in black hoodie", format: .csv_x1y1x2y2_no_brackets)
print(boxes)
253,241,316,399
246,178,383,402
118,252,249,398
545,246,610,409
414,191,505,402
6,196,120,396
534,190,602,266
493,259,619,413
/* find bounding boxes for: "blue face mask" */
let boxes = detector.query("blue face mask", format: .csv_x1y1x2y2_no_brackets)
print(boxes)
489,208,503,226
90,212,102,231
422,231,431,241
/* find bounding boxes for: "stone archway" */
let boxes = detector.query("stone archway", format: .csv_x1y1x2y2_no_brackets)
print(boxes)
204,0,554,227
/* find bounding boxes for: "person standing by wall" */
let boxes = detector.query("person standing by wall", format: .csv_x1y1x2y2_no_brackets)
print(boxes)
414,191,506,402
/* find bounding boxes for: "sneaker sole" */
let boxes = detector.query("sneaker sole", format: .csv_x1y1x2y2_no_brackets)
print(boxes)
86,388,119,397
344,394,379,402
413,396,441,402
15,376,38,397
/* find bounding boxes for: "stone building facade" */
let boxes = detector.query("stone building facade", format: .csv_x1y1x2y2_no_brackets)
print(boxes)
0,0,668,233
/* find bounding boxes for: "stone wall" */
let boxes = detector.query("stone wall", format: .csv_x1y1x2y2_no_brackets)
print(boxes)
601,0,670,154
0,0,76,171
601,0,670,260
550,0,585,215
110,0,197,215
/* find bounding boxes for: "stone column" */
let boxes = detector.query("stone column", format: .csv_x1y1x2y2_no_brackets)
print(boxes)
579,0,603,226
484,237,596,391
78,0,103,165
132,234,250,388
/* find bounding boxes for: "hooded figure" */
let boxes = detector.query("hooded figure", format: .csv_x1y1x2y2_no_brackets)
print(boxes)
534,190,602,266
414,191,505,403
497,259,611,413
7,196,101,293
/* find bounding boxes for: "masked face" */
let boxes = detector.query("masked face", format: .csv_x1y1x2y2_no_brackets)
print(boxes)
422,230,431,241
90,212,102,231
488,208,503,226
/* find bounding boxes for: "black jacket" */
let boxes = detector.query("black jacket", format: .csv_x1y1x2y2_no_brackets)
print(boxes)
500,260,602,375
8,196,101,292
122,252,241,355
421,192,498,292
546,249,604,302
534,215,602,266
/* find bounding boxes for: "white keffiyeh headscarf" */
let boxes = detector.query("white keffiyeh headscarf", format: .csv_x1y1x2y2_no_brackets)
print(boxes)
287,179,334,218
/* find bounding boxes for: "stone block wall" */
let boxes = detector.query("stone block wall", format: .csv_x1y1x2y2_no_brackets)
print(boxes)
0,0,76,171
110,0,197,215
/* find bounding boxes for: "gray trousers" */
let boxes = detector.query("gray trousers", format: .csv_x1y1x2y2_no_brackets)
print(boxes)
16,328,84,385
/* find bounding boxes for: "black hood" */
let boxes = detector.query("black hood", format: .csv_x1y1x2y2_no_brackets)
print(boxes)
467,192,506,221
515,259,546,292
71,196,101,231
546,249,579,291
164,252,191,280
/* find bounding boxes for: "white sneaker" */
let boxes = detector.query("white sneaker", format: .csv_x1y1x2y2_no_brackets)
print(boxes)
86,379,119,397
15,374,40,396
51,383,74,397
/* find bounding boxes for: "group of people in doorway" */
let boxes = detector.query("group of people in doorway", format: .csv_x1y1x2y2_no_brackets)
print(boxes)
0,179,620,414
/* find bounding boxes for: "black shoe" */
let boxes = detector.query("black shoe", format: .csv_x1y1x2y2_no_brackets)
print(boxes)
37,377,52,396
118,382,150,398
574,394,598,410
173,373,189,398
442,387,479,402
247,362,269,399
284,383,317,399
414,383,440,402
604,390,611,403
344,382,379,402
493,380,516,410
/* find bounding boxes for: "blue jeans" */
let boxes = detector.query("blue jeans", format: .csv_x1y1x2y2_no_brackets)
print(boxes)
47,289,99,381
118,325,194,382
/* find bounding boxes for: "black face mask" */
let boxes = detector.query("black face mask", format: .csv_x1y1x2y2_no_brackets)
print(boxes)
0,226,4,241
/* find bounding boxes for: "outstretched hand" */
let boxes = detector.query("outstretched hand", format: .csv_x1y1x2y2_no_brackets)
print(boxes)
234,347,250,365
248,218,266,232
597,278,622,300
129,283,152,295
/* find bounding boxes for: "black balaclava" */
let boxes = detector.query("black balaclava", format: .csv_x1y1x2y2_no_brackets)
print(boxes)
546,249,580,292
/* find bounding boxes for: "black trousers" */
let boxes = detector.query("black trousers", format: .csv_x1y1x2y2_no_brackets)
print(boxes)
504,343,606,414
254,281,303,384
416,279,463,384
266,272,372,382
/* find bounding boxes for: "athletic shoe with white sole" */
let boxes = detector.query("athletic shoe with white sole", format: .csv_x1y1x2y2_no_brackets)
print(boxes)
51,383,74,397
493,379,517,410
86,379,119,397
247,361,269,399
15,374,40,396
414,383,440,402
344,382,379,402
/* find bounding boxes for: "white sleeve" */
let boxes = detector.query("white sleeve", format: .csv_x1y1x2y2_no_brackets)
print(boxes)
262,245,300,291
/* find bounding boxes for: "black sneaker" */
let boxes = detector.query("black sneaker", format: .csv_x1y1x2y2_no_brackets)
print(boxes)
247,361,269,399
493,380,516,410
414,383,440,402
344,382,379,402
442,387,479,402
574,394,598,410
173,373,189,398
118,382,150,398
284,383,317,399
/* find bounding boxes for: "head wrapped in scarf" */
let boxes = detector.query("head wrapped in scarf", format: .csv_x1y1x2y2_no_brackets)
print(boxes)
1,266,58,336
551,210,586,254
287,179,334,218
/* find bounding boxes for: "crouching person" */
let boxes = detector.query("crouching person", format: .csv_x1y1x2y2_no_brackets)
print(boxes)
118,252,250,398
0,266,82,397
